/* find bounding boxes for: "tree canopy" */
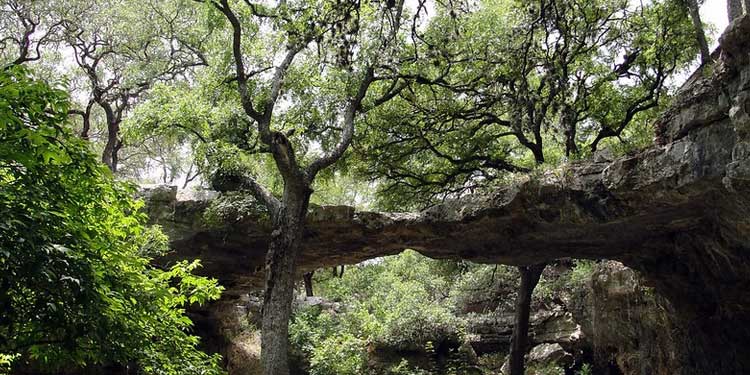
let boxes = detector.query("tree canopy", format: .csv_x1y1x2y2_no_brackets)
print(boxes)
357,0,699,208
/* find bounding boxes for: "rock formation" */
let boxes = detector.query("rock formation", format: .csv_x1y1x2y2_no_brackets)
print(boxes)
146,15,750,375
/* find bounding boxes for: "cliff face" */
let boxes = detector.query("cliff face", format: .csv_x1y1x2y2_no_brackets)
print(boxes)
146,16,750,375
570,262,676,375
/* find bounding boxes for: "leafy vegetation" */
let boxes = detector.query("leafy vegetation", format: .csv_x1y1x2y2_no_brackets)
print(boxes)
288,251,598,374
0,66,224,374
358,0,699,209
290,251,465,374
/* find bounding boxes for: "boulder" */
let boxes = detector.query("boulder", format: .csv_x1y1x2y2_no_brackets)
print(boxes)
527,343,573,368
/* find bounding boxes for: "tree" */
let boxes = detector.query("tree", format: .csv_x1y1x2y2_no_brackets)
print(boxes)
0,0,62,66
359,0,698,208
353,0,697,372
0,65,223,374
2,0,210,174
59,0,210,172
171,0,413,373
508,263,546,375
682,0,711,65
303,271,315,297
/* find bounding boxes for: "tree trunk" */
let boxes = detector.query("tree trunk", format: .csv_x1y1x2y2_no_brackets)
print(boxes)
564,126,578,158
685,0,711,65
101,133,119,172
79,100,94,140
260,189,310,375
727,0,748,21
525,140,545,165
331,265,344,278
509,263,546,375
100,104,121,173
562,106,578,158
303,271,314,297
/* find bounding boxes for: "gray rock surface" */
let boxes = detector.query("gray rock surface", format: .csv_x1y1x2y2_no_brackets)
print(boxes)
570,261,677,375
527,343,572,367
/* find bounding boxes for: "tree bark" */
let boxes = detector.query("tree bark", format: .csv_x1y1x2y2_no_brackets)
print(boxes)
79,100,94,140
685,0,711,65
303,271,314,297
727,0,748,21
331,265,344,278
562,105,579,158
530,143,545,165
509,263,546,375
260,187,310,375
99,102,121,173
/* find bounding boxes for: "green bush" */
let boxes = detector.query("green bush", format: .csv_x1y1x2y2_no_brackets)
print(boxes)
0,66,224,374
290,251,466,373
449,264,519,314
388,359,432,375
528,363,565,375
309,333,367,375
538,260,596,299
577,363,593,375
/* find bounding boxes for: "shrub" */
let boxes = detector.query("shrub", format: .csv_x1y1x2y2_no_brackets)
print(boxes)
0,66,223,374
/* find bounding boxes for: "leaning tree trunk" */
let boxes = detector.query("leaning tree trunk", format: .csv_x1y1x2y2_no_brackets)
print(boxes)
260,189,311,375
303,271,314,297
509,263,546,375
685,0,711,65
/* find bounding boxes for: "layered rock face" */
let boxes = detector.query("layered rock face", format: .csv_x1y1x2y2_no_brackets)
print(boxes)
570,262,675,375
147,16,750,375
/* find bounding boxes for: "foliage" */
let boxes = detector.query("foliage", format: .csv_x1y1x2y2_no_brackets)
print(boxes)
567,260,596,290
476,353,506,373
122,82,216,185
310,171,378,210
0,0,214,174
535,260,596,303
290,307,367,375
577,363,593,375
449,264,520,314
309,332,368,375
358,0,700,209
318,251,464,350
528,363,565,375
202,191,269,227
0,66,224,374
290,251,467,374
0,353,19,374
0,0,719,373
289,253,606,374
137,225,172,257
388,359,432,375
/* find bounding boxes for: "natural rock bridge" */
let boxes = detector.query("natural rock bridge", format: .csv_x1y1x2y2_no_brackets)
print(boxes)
146,17,750,375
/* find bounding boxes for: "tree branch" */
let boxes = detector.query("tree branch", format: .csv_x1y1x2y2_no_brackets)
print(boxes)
306,67,374,178
214,0,263,122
